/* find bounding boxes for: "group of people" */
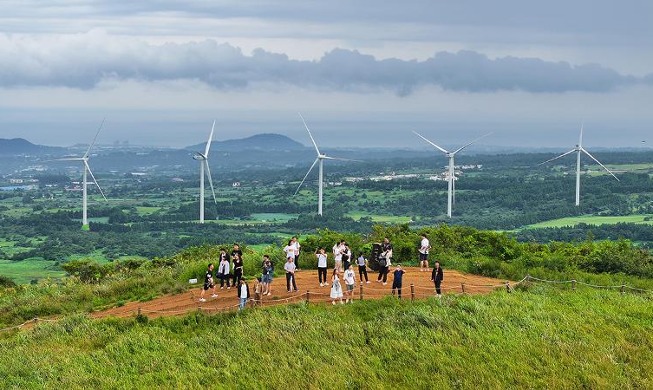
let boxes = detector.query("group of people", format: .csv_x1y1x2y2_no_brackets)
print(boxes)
199,234,446,309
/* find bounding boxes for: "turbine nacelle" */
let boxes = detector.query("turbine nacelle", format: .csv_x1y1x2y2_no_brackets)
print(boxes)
193,152,207,161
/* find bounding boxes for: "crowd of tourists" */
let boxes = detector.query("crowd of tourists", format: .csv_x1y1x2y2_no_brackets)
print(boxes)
198,235,444,309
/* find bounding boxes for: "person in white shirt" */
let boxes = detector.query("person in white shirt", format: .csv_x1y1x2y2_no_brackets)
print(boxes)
237,279,250,310
419,234,431,272
356,253,369,283
330,269,343,305
284,257,298,292
333,240,344,271
343,264,356,303
291,236,301,270
315,247,328,286
283,240,295,263
217,252,231,289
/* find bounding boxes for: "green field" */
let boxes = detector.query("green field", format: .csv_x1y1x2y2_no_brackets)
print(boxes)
0,288,651,388
346,211,413,223
524,214,653,229
0,259,65,284
250,213,298,222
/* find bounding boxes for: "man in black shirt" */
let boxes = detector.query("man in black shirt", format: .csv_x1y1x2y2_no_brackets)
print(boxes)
200,263,217,302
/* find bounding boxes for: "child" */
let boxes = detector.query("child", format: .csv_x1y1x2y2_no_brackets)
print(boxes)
315,247,328,286
253,277,263,307
330,268,344,305
237,279,250,310
343,264,356,303
199,263,217,302
392,264,405,299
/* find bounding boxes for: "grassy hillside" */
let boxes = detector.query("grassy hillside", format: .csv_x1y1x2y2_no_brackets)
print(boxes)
1,286,651,388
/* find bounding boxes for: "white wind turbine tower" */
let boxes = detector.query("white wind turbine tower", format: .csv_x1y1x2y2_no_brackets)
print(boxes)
192,121,218,223
539,124,619,206
57,119,108,229
413,131,491,218
294,113,358,216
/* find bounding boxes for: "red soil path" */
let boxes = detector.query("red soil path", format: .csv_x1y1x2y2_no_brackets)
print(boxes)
92,268,511,320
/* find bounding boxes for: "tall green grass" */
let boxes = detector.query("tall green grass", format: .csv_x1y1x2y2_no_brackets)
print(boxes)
0,287,650,388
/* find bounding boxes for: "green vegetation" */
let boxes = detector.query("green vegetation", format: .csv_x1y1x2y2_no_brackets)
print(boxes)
0,288,651,388
524,214,653,229
2,225,652,329
0,259,65,284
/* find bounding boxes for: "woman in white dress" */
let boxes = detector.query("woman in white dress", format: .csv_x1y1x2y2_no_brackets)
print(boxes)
330,268,344,305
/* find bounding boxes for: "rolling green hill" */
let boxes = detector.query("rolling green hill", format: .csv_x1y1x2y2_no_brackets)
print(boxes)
0,287,651,388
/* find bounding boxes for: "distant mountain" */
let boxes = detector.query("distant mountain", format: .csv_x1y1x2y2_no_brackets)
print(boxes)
0,138,64,155
186,133,307,152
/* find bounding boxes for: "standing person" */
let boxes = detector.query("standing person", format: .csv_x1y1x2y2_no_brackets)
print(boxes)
342,242,352,271
232,253,244,287
431,261,444,297
376,238,393,285
291,236,301,271
231,243,243,266
217,251,231,289
199,263,217,302
344,264,356,303
419,234,431,272
330,268,344,305
284,257,298,293
356,253,369,283
333,240,344,271
253,277,263,306
316,247,328,287
283,240,295,264
237,279,250,310
261,255,274,296
392,264,406,299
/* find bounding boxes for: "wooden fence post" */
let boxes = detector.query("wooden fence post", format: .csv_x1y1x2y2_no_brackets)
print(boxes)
137,307,142,316
359,283,364,301
572,280,576,291
306,291,310,304
621,285,626,295
505,281,511,293
410,284,415,302
461,283,466,294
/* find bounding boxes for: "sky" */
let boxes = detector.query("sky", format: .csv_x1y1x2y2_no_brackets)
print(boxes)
1,0,652,150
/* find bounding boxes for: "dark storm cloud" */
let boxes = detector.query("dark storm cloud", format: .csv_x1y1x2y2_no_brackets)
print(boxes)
0,36,645,94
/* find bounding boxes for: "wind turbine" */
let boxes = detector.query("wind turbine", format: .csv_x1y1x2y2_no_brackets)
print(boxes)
57,119,108,229
413,131,491,218
539,125,619,206
192,121,218,223
294,113,357,216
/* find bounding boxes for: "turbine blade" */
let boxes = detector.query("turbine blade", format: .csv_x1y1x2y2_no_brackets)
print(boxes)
84,118,105,158
205,120,216,156
322,156,362,162
84,161,108,201
580,148,620,181
412,131,449,154
452,132,493,155
294,158,319,195
204,160,218,204
579,123,584,147
55,157,84,161
299,112,321,155
538,149,576,165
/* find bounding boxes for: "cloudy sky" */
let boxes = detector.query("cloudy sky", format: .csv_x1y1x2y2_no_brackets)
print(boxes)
1,0,652,149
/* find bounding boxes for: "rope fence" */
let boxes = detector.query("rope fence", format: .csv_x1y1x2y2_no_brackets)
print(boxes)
1,274,651,333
